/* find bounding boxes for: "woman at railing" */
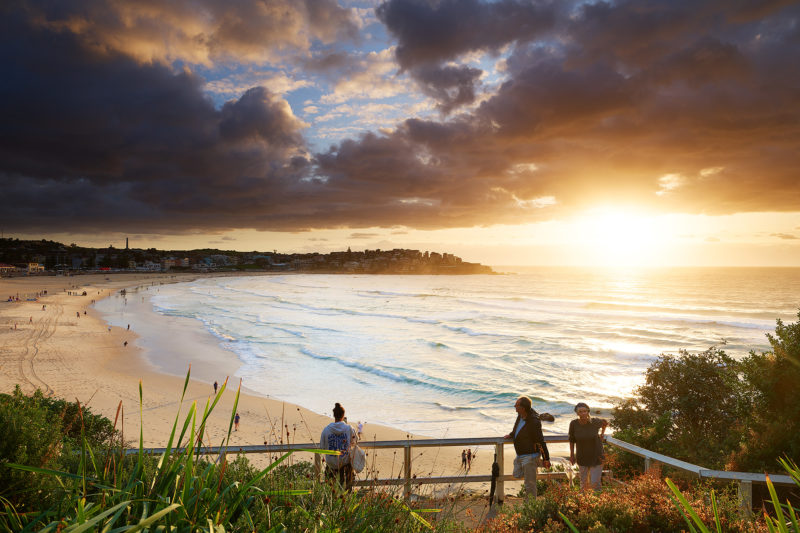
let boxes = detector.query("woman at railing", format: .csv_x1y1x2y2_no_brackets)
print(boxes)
569,402,608,491
320,402,358,491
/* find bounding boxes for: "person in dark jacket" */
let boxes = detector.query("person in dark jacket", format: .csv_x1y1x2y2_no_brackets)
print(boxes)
504,396,551,498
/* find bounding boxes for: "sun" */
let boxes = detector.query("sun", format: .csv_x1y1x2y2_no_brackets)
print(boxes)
572,207,669,267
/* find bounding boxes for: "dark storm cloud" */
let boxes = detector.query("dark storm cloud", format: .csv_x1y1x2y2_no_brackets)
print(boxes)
0,3,314,233
413,64,483,114
3,0,800,236
376,0,557,69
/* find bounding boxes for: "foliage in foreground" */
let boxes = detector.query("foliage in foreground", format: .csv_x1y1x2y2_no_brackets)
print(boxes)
0,372,450,532
664,457,800,533
611,311,800,473
0,385,119,514
482,473,763,533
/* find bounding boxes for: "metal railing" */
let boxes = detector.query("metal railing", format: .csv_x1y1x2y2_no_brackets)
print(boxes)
129,434,795,513
605,436,795,514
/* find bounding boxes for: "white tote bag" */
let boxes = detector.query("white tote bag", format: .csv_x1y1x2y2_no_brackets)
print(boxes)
351,443,366,473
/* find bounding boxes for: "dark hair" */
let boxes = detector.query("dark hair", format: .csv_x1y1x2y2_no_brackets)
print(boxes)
574,402,590,413
517,396,532,414
333,402,345,420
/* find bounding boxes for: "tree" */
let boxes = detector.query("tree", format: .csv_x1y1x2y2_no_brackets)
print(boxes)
729,312,800,472
612,347,747,468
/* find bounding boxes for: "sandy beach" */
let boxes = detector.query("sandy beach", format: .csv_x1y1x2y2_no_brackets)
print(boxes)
0,272,518,498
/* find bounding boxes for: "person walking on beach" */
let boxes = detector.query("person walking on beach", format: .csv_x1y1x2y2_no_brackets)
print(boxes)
467,449,473,470
234,412,240,431
569,402,608,491
213,381,218,394
505,396,551,499
320,402,357,491
357,420,363,439
461,449,467,469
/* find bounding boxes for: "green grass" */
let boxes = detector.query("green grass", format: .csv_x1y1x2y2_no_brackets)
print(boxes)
0,370,456,532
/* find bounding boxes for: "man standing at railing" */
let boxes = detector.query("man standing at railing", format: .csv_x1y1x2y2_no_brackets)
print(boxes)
505,396,551,498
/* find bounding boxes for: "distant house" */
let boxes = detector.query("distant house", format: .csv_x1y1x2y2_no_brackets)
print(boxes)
27,263,45,273
0,263,18,276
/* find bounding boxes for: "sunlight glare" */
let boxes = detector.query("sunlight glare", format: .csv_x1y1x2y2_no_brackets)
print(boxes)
574,208,669,267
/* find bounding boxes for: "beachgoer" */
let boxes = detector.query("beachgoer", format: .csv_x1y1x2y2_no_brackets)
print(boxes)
461,449,467,469
467,449,472,470
320,402,357,491
123,341,128,347
127,324,130,330
569,402,608,491
234,412,240,431
213,381,218,394
108,326,111,332
504,396,551,499
357,420,363,439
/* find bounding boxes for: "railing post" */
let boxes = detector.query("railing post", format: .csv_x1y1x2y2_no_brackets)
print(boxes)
738,480,753,516
403,444,412,499
495,440,505,505
314,454,322,482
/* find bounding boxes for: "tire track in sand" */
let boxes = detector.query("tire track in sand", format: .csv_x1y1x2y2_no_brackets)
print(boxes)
14,303,61,395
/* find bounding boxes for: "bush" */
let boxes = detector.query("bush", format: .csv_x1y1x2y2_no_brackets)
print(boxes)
484,473,763,533
0,387,65,513
0,386,121,514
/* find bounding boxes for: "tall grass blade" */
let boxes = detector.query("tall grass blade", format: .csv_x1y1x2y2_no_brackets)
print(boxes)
558,511,580,533
6,463,94,482
710,490,722,533
666,478,711,533
62,500,131,533
764,475,790,533
123,503,181,533
400,501,433,530
224,381,241,449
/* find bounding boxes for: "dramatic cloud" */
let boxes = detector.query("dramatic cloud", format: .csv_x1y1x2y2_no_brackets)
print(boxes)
376,0,557,69
2,0,800,235
15,0,358,66
413,64,483,114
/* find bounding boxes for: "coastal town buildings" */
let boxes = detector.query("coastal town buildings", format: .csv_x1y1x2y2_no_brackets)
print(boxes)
0,238,493,275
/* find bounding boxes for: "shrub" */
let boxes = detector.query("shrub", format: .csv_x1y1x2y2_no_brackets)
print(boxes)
485,472,763,533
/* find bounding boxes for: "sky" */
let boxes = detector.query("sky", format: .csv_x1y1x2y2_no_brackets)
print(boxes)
1,0,799,267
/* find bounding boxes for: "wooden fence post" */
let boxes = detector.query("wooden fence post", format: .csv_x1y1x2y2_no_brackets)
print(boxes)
496,441,505,504
403,444,412,499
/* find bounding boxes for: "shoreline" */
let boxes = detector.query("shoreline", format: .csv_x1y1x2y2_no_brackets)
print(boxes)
1,272,526,492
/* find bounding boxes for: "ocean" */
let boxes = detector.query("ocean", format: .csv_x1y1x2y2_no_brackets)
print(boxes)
95,267,800,438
